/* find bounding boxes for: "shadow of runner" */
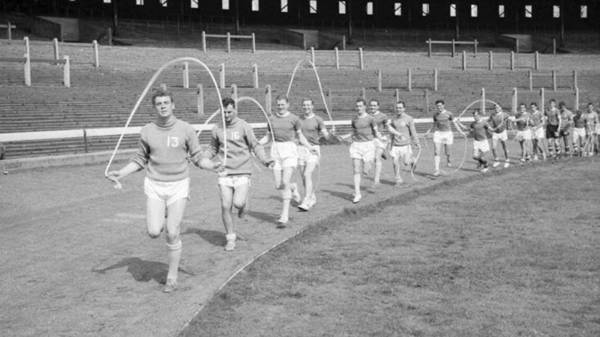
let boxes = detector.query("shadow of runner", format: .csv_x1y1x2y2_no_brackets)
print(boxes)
92,257,194,284
182,228,225,247
321,189,353,202
245,210,278,225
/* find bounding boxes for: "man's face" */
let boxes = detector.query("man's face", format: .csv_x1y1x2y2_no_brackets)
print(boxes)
494,105,502,114
588,104,594,113
550,101,557,109
436,102,444,113
519,105,527,113
223,103,237,123
473,113,481,122
276,99,289,114
302,100,313,116
355,101,366,114
530,104,538,112
395,103,405,115
369,101,379,114
154,95,174,118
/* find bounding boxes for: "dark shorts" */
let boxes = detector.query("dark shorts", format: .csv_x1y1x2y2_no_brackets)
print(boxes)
546,124,559,139
559,128,571,137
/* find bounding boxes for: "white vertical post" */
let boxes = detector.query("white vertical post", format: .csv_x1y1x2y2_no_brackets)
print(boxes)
252,64,259,88
395,88,400,103
202,31,207,53
462,50,467,71
24,36,30,58
361,87,366,99
407,68,412,91
510,51,515,71
334,47,339,70
488,50,493,70
219,63,225,89
63,55,71,88
53,38,59,61
7,21,12,40
433,68,438,91
197,84,204,116
572,70,578,90
310,47,315,65
183,62,189,89
92,40,99,68
512,87,518,114
534,51,540,70
528,70,533,91
427,38,432,57
231,83,238,101
226,32,231,53
358,48,364,70
24,52,31,87
552,70,557,91
265,85,272,114
575,87,580,111
540,88,545,112
481,88,486,114
377,69,382,92
251,33,256,53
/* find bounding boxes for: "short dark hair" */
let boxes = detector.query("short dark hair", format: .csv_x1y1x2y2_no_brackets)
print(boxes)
356,98,367,105
396,100,406,107
275,95,289,102
530,102,538,108
151,88,174,105
369,99,379,105
222,97,235,109
558,101,566,108
435,99,445,105
302,98,314,105
549,98,557,104
472,109,481,116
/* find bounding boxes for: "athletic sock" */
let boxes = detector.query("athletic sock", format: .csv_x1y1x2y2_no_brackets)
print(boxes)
166,240,182,282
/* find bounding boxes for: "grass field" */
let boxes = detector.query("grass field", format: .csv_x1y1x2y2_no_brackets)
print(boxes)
181,159,600,337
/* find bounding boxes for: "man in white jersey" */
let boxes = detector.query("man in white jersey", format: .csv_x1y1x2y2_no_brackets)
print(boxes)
432,100,458,176
386,101,419,185
488,104,511,168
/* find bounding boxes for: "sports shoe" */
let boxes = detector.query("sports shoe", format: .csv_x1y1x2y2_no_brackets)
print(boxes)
395,179,405,186
163,279,177,293
306,194,317,208
433,170,441,177
481,166,489,173
504,160,510,168
532,155,539,161
298,200,310,211
446,161,453,168
276,216,288,228
352,193,362,203
492,161,500,168
520,158,526,164
371,182,381,190
224,239,236,251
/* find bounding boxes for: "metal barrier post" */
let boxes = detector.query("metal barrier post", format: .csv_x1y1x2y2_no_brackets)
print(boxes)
358,48,364,70
93,40,100,68
202,31,206,53
219,63,225,88
53,38,59,61
253,64,259,88
183,62,189,89
197,84,204,116
407,68,412,91
63,56,71,88
334,47,339,70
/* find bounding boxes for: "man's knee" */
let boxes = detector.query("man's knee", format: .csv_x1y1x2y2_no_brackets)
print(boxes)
147,226,162,239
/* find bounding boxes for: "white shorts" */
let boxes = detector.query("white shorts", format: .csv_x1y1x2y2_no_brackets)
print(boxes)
218,174,250,188
492,130,508,142
298,145,321,165
270,141,298,170
473,139,490,156
144,177,190,206
515,129,532,141
573,127,586,141
349,141,376,162
533,127,545,140
373,137,388,150
390,145,413,163
433,131,454,145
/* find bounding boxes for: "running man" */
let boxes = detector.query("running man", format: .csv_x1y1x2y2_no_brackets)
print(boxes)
337,98,381,203
545,99,561,158
260,95,314,225
558,101,574,157
106,88,205,293
572,108,587,157
488,104,511,168
514,103,533,163
297,98,331,211
369,99,389,187
465,110,491,172
386,100,419,185
530,102,547,161
583,103,599,156
432,100,457,176
202,97,272,251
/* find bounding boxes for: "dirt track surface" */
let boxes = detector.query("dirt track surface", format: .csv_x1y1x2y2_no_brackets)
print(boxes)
1,141,533,337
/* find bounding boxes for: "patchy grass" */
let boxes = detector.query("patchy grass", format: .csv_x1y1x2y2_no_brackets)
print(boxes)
181,160,600,337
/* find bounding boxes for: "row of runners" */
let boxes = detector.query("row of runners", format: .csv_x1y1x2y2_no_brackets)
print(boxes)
106,89,599,292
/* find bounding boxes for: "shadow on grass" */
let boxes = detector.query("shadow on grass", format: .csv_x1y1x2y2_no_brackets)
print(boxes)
182,228,225,247
246,209,278,225
321,189,353,202
92,257,194,284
